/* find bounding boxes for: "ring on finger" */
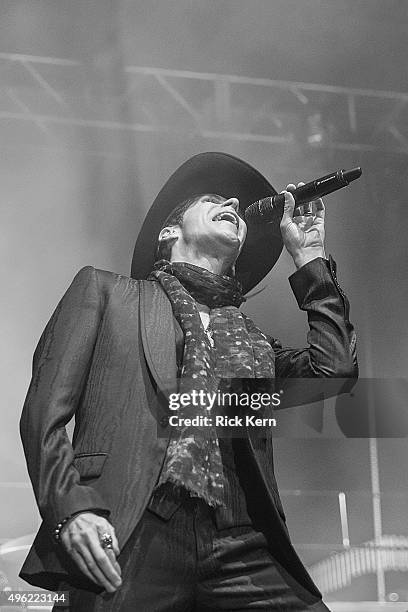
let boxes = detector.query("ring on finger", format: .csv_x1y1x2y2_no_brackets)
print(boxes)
100,533,113,550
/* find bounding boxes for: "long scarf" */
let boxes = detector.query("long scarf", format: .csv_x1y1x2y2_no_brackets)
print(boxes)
148,260,275,507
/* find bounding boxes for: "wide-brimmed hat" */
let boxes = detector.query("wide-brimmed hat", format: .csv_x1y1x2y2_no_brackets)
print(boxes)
131,152,283,294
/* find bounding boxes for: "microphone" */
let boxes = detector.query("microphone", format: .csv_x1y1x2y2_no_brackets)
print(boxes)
245,167,362,223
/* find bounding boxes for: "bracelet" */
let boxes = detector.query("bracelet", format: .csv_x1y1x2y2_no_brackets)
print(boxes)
53,515,74,543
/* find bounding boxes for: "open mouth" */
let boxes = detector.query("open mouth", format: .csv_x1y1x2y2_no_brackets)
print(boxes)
212,211,239,228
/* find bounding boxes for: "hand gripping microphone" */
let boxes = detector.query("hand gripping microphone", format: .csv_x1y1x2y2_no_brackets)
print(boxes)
244,167,362,223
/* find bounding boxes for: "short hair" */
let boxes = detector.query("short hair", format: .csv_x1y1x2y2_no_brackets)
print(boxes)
156,193,225,261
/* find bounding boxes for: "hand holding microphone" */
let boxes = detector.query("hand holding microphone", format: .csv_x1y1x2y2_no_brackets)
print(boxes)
244,167,362,223
244,166,362,269
280,182,326,269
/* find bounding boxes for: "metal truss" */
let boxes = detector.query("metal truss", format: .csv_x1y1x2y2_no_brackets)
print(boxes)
1,52,408,155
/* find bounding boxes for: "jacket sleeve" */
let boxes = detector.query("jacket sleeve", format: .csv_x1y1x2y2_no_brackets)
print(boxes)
20,266,111,529
272,256,358,386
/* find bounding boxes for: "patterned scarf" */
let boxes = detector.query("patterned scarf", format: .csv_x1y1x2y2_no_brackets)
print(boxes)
148,260,275,507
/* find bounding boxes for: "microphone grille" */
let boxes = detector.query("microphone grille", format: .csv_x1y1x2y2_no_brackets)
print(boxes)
244,197,274,222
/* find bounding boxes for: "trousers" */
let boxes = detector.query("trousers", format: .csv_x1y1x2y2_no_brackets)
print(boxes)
55,482,330,611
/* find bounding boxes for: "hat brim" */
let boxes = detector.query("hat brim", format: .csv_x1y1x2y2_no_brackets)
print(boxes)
131,152,283,294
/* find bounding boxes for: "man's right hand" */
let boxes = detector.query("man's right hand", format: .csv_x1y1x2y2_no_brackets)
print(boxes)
60,512,122,593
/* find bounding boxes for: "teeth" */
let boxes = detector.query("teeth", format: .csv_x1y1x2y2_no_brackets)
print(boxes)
213,212,238,226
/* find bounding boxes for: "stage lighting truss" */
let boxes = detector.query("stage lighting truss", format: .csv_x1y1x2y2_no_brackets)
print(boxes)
0,52,408,157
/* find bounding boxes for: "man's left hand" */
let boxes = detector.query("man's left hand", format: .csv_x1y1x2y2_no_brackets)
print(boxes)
280,182,326,269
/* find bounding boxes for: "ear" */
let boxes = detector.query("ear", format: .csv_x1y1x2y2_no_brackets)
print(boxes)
158,225,180,243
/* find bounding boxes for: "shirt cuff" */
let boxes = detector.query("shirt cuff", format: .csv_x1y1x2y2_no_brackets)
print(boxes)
288,256,333,309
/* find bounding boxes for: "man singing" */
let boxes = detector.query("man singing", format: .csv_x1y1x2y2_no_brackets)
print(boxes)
19,152,357,610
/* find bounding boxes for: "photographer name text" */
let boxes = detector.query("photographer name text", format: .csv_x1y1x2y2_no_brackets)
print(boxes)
168,414,276,427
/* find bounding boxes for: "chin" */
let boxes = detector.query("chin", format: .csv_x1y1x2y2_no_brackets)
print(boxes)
206,229,241,259
218,229,241,245
220,239,241,258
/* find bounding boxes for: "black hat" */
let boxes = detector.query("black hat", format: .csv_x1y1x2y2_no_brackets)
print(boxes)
131,152,283,294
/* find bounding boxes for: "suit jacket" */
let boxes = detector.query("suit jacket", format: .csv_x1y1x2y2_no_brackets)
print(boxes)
19,257,357,607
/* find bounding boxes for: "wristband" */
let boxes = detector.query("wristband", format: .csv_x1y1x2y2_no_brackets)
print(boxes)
53,516,73,543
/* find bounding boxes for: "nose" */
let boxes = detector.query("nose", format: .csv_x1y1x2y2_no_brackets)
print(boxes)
222,197,239,211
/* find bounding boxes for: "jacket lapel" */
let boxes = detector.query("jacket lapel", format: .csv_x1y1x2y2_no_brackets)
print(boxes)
139,280,178,398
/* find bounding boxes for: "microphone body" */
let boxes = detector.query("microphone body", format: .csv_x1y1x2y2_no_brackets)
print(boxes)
245,167,362,223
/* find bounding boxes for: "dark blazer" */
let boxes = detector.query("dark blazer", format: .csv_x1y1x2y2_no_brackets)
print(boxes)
19,257,357,607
